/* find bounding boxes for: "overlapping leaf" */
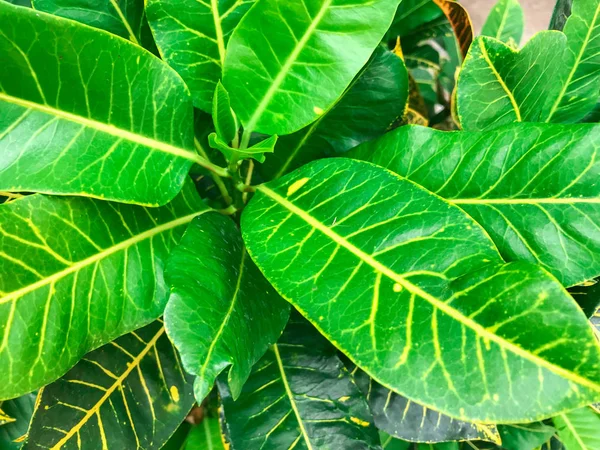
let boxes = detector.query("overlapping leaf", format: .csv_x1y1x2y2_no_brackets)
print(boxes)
0,181,207,400
350,124,600,287
0,2,208,205
262,46,409,179
431,0,473,58
32,0,158,51
219,314,381,450
498,422,556,450
223,0,401,135
458,0,600,129
145,0,253,112
185,418,225,450
25,320,195,449
345,361,500,443
0,392,36,449
242,157,600,422
553,407,600,450
481,0,524,45
165,213,290,404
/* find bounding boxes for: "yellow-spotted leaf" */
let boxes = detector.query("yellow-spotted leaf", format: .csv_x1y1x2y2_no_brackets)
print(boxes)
218,314,381,450
0,392,37,449
241,158,600,422
349,123,600,287
25,321,195,449
0,181,207,400
0,2,219,206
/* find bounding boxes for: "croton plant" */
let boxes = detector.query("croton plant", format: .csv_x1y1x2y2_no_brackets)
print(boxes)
0,0,599,448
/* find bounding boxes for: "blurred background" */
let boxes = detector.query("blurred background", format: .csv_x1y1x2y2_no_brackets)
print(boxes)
463,0,554,39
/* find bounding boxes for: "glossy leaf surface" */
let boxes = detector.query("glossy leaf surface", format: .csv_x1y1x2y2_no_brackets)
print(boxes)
0,392,36,449
350,124,600,287
550,0,572,31
553,407,600,450
165,213,289,403
262,46,409,180
498,423,556,450
145,0,253,112
242,157,600,422
458,0,600,130
481,0,524,45
185,418,225,450
219,314,381,450
346,362,500,443
0,182,206,400
212,82,238,144
0,2,197,205
25,321,195,449
431,0,473,58
223,0,400,135
32,0,157,50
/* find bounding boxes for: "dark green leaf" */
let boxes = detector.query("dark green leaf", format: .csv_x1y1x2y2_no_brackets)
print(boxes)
219,314,381,450
25,320,195,449
262,46,409,179
553,407,600,450
497,423,556,450
481,0,525,45
208,133,277,164
458,0,600,129
241,157,600,422
32,0,158,51
550,0,572,31
161,422,192,450
346,362,500,444
186,418,225,450
350,124,600,287
223,0,400,135
569,279,600,318
431,0,473,58
385,0,444,41
165,213,289,403
212,82,238,144
0,181,207,400
0,392,36,449
145,0,254,112
0,2,210,206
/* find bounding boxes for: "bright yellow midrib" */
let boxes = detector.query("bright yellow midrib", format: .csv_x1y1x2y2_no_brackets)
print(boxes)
199,251,246,380
244,0,332,132
272,344,314,450
258,184,600,393
559,413,588,449
547,2,600,122
50,327,166,449
452,198,600,204
478,39,522,121
109,0,139,45
211,0,226,66
0,92,201,164
0,210,207,305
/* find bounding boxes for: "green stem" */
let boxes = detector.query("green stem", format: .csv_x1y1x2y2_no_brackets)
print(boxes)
194,138,232,205
239,128,252,150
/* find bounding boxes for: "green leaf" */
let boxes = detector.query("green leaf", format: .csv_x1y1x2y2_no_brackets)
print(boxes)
550,0,572,31
186,418,225,450
212,82,238,144
161,421,192,450
262,46,409,179
481,0,525,45
349,123,600,287
0,392,36,449
165,213,290,403
569,278,600,318
31,0,157,51
458,0,600,129
385,0,444,41
241,157,600,422
0,181,207,400
25,320,195,449
223,0,400,135
208,133,277,164
553,407,600,450
218,314,381,450
380,433,411,450
0,2,211,206
145,0,254,112
497,423,557,450
432,0,473,59
345,361,501,444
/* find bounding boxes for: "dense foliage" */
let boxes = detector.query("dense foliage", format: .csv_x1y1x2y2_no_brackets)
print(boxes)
0,0,599,448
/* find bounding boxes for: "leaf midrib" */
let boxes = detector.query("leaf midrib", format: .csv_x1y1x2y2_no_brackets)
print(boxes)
559,412,589,449
0,92,201,164
49,326,166,449
244,0,333,132
0,210,208,305
257,184,600,393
